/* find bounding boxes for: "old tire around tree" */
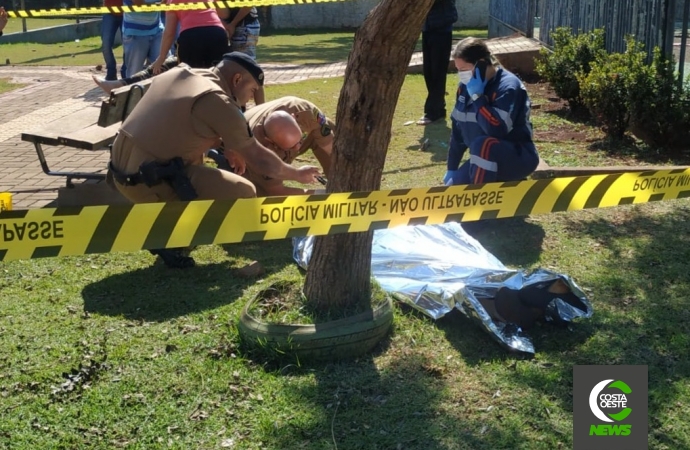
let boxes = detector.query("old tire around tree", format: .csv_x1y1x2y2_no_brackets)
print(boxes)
238,288,394,362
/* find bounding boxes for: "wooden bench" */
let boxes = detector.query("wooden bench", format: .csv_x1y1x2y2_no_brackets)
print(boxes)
21,81,152,185
21,106,121,188
98,80,152,128
20,82,152,206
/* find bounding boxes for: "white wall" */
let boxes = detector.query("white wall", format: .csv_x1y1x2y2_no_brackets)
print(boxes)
269,0,489,30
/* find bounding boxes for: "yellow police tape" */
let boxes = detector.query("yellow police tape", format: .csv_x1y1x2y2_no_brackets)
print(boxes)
0,169,689,262
6,0,348,18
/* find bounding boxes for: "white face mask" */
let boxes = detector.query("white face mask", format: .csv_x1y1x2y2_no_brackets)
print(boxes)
458,70,473,85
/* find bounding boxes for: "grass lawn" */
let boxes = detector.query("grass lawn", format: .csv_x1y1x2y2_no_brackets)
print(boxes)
259,28,487,65
2,68,690,449
0,36,104,66
0,27,488,67
2,17,79,35
0,78,26,94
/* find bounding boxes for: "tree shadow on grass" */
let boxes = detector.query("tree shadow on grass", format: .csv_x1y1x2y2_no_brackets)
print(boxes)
462,216,546,267
403,121,450,151
409,118,451,163
586,135,690,165
248,344,537,449
538,99,690,165
225,228,565,448
382,162,441,176
81,252,290,322
556,206,690,447
438,205,690,448
543,105,593,126
19,47,102,65
221,239,296,271
205,208,687,447
260,35,355,65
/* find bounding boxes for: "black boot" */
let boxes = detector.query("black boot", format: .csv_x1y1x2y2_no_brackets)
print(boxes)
149,248,195,269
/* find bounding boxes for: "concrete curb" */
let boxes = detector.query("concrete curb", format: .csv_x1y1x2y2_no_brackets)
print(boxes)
0,19,102,45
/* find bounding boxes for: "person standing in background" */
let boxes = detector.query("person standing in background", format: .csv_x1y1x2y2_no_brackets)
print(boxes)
0,7,9,38
122,0,164,77
101,0,127,80
217,6,265,104
152,0,227,73
218,7,260,59
417,0,458,125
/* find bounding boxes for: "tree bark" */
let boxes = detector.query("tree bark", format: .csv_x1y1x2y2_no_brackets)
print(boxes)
304,0,436,312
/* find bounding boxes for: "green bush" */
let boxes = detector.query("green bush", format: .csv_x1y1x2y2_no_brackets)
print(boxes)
578,37,653,139
540,28,690,147
535,27,606,111
628,48,690,148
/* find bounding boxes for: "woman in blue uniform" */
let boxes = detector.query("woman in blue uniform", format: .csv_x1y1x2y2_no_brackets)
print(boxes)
444,37,539,186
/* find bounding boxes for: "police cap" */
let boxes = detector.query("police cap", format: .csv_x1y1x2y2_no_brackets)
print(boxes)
222,52,264,86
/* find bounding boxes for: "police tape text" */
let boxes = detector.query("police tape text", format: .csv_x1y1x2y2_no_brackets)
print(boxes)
633,176,676,192
1,220,65,242
391,191,504,214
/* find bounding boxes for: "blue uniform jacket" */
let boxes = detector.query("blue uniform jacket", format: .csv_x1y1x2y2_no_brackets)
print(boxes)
447,67,535,170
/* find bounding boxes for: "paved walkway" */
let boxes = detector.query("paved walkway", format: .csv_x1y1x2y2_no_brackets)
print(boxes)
0,36,540,209
0,62,350,209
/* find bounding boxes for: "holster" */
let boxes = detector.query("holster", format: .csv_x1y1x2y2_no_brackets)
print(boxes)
110,157,198,201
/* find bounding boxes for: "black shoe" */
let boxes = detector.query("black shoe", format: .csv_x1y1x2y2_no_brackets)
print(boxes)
416,115,445,126
149,248,195,269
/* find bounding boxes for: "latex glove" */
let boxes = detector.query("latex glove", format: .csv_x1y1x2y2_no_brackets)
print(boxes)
466,67,488,99
443,170,456,186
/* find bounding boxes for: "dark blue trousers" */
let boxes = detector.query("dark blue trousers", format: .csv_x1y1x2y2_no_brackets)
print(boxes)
422,29,453,121
449,135,539,185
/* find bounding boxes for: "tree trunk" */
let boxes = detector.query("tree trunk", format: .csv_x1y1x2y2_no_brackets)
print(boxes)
304,0,436,312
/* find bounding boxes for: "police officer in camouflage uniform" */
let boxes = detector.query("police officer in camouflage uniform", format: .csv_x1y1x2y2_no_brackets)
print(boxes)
241,96,334,196
208,96,334,196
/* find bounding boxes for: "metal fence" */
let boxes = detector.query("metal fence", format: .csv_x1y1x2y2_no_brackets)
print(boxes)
538,0,675,56
676,0,689,84
488,0,536,38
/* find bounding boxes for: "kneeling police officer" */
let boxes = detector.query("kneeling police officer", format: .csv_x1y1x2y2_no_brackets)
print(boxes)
108,52,321,268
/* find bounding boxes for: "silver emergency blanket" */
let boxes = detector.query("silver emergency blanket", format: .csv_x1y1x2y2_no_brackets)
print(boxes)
293,223,592,354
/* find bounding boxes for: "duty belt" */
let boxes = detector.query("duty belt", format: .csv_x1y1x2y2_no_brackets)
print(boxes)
108,162,144,186
108,157,198,201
